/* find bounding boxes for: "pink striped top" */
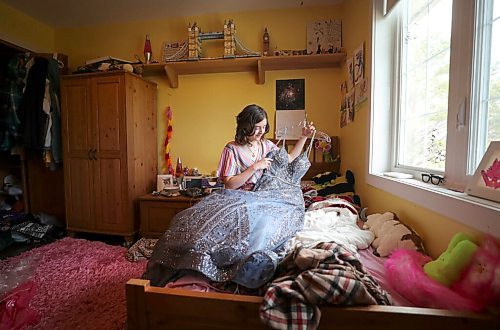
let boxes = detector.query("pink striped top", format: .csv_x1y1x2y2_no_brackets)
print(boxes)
216,139,278,189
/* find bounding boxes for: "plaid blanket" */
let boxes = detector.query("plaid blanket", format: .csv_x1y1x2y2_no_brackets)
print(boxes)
260,242,392,330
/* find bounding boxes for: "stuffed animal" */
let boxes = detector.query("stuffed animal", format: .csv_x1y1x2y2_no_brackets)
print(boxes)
363,212,426,257
385,249,482,312
452,235,500,308
423,232,478,287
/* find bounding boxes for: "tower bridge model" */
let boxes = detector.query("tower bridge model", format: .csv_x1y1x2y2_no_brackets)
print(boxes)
163,20,260,61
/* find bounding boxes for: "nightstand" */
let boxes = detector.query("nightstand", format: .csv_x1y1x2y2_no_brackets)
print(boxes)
138,194,201,238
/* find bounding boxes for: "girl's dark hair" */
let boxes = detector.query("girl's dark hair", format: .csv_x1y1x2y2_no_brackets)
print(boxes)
235,104,270,145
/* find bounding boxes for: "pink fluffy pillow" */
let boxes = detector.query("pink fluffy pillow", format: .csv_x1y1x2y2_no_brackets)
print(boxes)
452,236,500,309
385,249,482,312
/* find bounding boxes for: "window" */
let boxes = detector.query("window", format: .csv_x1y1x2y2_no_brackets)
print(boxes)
370,0,499,234
398,0,452,173
396,0,500,180
470,0,500,173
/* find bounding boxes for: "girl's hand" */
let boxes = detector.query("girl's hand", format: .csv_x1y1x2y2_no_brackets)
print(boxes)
302,121,316,137
253,158,273,171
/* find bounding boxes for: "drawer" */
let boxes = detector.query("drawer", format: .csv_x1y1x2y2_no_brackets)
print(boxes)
139,199,196,238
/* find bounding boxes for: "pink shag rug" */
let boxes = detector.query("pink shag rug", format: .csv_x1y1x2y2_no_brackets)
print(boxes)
0,237,146,329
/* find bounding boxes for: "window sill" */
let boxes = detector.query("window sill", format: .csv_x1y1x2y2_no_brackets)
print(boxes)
366,173,500,237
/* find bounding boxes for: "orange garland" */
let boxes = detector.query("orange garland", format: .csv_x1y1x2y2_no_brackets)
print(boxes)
164,106,174,174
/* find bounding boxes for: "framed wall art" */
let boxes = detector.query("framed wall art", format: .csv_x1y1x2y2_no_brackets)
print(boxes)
275,79,306,140
306,19,342,55
276,79,305,110
465,141,500,203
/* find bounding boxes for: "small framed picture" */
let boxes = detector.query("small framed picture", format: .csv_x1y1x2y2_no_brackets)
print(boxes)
157,174,174,191
465,141,500,203
276,79,305,110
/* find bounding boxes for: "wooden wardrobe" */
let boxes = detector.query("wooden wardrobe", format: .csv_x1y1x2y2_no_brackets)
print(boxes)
60,71,157,241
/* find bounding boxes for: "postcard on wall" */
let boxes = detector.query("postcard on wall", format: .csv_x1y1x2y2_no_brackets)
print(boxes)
354,78,368,108
306,19,342,55
340,81,348,112
340,107,354,128
340,90,355,128
346,56,354,90
340,110,349,128
347,104,355,124
354,43,364,85
340,81,348,97
276,79,305,110
275,110,306,140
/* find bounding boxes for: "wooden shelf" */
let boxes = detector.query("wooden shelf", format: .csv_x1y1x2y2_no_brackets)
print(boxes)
139,53,346,88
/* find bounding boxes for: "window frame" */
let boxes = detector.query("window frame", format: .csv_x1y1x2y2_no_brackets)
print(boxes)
369,0,499,237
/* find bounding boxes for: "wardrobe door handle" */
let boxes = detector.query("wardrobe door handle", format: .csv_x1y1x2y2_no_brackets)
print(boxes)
88,149,92,160
93,148,98,160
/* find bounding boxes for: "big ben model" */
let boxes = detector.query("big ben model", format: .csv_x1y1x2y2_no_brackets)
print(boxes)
263,28,270,56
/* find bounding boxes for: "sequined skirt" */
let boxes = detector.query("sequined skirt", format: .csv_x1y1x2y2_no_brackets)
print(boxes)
144,188,304,287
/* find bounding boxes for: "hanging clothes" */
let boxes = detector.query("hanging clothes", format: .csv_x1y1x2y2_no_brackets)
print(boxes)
19,56,49,151
0,54,28,151
18,56,63,167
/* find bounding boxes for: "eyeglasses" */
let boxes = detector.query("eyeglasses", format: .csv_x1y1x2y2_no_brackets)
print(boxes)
421,173,445,185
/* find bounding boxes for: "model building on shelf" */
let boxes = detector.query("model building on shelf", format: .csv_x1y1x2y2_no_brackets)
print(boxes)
163,20,260,62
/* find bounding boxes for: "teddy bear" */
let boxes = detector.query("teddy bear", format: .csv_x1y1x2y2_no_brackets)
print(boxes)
363,211,426,257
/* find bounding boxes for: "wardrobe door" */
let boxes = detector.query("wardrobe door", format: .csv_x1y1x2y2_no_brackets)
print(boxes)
91,75,128,233
61,78,95,231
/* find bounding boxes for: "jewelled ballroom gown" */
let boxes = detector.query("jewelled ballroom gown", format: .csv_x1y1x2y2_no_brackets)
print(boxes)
144,146,311,288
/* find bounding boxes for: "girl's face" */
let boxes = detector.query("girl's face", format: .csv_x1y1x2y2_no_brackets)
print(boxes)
248,118,267,142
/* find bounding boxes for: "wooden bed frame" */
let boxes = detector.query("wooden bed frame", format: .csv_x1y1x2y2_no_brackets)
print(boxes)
126,136,497,329
126,278,497,329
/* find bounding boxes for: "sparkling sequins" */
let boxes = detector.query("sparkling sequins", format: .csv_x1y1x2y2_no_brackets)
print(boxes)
144,147,311,287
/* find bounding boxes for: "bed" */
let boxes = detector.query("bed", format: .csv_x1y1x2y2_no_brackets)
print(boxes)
126,136,498,329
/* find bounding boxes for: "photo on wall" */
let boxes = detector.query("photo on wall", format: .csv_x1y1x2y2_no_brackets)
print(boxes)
276,79,305,110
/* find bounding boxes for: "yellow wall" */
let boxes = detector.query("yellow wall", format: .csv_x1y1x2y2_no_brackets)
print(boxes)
3,0,485,257
0,2,55,52
55,6,344,174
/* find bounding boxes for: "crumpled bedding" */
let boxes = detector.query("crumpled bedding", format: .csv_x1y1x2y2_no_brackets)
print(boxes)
285,198,374,255
260,241,392,330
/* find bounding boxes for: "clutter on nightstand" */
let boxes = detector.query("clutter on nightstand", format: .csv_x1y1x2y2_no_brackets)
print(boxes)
184,176,202,189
